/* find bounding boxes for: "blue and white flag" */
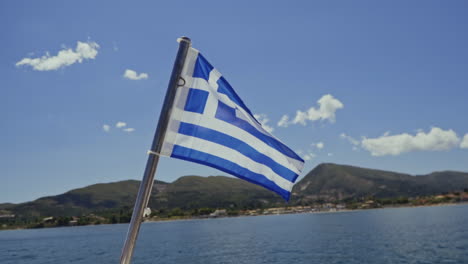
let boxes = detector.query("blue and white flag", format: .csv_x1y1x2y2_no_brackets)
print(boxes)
160,47,304,200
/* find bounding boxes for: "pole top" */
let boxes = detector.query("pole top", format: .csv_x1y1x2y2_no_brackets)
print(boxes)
177,36,191,45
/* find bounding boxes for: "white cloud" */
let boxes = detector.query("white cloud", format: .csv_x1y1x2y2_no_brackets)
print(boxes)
123,128,135,133
123,69,148,80
277,115,290,128
278,94,344,127
361,127,460,156
16,41,99,71
316,142,324,149
296,149,315,161
461,134,468,149
254,114,274,133
103,124,110,132
327,153,333,156
104,121,134,133
340,133,360,146
116,121,127,128
295,149,317,161
303,152,316,161
293,94,343,125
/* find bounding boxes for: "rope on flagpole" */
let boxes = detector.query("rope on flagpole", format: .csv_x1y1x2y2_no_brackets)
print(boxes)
147,150,160,156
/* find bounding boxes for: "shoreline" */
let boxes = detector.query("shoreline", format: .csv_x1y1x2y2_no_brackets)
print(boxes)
3,202,467,232
132,202,468,229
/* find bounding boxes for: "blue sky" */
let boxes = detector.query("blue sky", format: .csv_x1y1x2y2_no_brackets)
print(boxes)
2,1,468,203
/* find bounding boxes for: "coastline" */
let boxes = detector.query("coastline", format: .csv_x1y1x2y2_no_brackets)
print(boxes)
4,201,467,232
144,201,468,223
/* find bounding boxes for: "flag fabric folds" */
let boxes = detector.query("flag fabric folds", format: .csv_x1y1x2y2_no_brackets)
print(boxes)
160,47,304,200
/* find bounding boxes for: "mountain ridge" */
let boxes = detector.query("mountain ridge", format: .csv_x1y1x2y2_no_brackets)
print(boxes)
293,163,468,202
2,163,468,218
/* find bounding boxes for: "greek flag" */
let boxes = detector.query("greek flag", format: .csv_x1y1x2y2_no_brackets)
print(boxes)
160,47,304,200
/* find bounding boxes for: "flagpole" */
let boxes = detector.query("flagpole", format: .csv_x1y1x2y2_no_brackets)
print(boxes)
120,36,191,264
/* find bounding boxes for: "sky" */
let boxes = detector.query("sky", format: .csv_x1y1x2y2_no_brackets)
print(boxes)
2,0,468,203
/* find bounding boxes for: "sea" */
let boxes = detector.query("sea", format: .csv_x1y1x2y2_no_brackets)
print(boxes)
1,204,467,264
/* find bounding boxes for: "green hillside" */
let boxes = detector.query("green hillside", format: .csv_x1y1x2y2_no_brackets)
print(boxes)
10,180,168,217
293,163,468,203
149,176,284,210
3,163,468,219
5,176,281,218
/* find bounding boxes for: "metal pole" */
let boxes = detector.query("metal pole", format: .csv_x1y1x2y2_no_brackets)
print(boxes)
120,36,191,264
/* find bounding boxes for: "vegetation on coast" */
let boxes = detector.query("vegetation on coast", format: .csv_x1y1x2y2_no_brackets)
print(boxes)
2,163,468,230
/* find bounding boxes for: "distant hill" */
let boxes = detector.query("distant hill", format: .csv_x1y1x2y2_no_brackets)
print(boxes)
3,163,468,217
0,203,13,210
5,176,282,217
293,163,468,202
149,176,283,210
10,180,168,217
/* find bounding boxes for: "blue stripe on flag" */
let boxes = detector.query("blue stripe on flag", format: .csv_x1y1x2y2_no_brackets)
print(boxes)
178,122,299,182
184,88,209,114
215,101,304,162
171,145,291,200
192,54,214,81
216,76,254,117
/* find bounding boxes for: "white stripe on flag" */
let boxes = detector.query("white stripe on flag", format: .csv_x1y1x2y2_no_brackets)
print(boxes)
171,107,303,174
173,133,295,192
208,69,222,88
188,75,275,138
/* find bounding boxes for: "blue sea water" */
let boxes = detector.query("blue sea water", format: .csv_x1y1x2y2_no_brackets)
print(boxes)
1,205,467,264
